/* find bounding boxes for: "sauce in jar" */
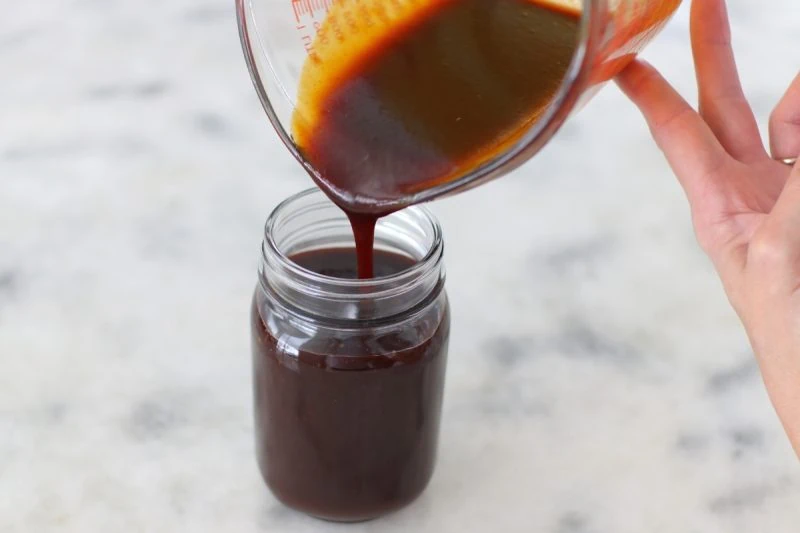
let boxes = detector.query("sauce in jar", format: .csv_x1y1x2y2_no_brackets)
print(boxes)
251,190,449,522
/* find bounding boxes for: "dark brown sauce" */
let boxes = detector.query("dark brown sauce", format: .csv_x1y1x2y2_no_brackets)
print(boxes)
293,0,581,278
291,246,414,279
346,213,379,279
252,248,449,521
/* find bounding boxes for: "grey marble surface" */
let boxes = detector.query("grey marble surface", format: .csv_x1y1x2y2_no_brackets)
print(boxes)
1,1,799,531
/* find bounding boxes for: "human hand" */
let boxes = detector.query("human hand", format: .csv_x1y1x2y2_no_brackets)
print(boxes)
616,0,800,456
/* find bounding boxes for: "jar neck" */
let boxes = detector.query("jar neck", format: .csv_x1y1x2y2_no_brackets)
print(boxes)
259,189,445,323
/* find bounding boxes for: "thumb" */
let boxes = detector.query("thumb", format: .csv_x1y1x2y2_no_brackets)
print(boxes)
748,160,800,286
770,73,800,161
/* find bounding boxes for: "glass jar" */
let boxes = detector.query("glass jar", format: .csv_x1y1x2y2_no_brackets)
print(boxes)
250,188,450,522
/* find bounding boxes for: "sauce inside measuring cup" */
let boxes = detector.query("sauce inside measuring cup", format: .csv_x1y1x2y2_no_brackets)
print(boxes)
293,0,581,277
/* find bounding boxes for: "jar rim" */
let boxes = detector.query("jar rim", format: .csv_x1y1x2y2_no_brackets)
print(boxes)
259,188,445,322
263,188,443,288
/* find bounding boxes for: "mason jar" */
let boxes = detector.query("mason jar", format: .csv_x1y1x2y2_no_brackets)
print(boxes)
251,188,450,522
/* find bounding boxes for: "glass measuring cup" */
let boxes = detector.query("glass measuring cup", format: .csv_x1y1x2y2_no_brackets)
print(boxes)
236,0,682,212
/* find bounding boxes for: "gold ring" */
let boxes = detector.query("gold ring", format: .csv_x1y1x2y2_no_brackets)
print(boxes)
778,157,798,166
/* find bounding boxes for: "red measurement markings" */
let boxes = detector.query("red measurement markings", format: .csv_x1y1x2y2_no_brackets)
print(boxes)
292,0,336,22
292,0,336,54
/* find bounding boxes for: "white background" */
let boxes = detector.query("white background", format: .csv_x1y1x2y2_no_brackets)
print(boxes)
1,0,799,531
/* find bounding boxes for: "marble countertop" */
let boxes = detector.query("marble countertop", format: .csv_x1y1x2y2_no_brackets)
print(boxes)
1,1,799,531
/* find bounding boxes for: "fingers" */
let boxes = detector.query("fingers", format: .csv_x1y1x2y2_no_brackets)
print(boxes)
691,0,766,162
770,73,800,160
616,60,729,207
